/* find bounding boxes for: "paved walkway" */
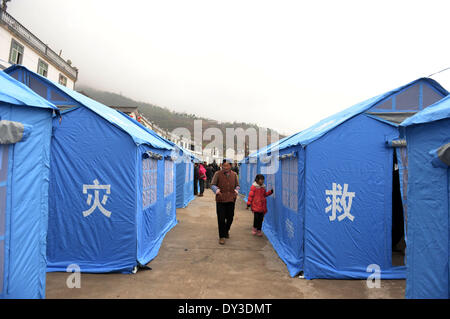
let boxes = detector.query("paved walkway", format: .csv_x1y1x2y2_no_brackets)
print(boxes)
46,191,405,298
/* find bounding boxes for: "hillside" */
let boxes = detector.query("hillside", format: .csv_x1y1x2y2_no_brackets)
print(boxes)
76,85,284,149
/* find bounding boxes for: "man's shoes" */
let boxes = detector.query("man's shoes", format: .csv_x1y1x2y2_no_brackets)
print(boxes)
219,238,225,245
198,193,204,197
251,228,257,235
256,230,263,237
225,233,229,239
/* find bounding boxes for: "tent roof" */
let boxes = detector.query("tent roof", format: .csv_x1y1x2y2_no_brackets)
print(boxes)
115,110,200,160
0,69,59,112
117,109,203,161
249,77,447,156
4,65,172,150
401,93,450,126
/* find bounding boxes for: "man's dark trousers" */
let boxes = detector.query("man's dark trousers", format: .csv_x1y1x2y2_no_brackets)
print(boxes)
194,178,198,195
216,202,235,238
199,179,205,195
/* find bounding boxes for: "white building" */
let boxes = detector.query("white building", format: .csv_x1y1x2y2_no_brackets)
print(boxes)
0,9,77,88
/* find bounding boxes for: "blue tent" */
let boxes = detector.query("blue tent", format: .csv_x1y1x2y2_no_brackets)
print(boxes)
124,117,196,208
0,70,59,298
5,65,177,274
240,78,448,279
401,95,450,299
173,147,196,208
111,110,196,209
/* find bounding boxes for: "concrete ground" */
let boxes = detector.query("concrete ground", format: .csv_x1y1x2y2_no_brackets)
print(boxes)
46,191,405,299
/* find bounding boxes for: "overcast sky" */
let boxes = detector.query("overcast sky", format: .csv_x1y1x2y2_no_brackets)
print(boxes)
8,0,450,135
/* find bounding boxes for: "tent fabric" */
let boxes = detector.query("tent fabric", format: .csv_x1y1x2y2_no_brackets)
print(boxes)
0,71,55,298
5,66,177,274
0,68,58,112
4,65,170,150
175,155,195,208
47,107,140,273
240,78,448,280
401,98,450,299
401,93,450,126
304,114,405,279
257,78,447,153
46,106,177,273
137,145,177,265
116,111,195,209
262,147,305,277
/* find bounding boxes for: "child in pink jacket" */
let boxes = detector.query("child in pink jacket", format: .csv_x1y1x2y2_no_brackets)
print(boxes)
246,174,273,236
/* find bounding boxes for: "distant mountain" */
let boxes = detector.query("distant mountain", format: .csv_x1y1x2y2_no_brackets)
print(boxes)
76,85,284,149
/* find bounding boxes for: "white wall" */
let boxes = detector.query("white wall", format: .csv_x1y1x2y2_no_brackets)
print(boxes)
0,26,75,89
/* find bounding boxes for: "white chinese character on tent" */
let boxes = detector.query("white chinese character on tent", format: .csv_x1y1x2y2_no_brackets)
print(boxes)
82,179,111,218
325,183,355,222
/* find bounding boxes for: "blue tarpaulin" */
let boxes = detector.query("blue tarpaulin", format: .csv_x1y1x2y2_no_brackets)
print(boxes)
401,94,450,299
175,149,195,208
240,78,448,279
0,70,57,298
4,65,178,274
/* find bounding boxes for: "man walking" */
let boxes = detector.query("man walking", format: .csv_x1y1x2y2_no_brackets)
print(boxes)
211,159,240,245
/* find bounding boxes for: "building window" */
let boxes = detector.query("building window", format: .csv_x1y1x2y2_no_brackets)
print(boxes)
9,39,24,64
59,74,67,87
142,157,158,208
37,59,48,77
164,160,174,197
281,156,298,212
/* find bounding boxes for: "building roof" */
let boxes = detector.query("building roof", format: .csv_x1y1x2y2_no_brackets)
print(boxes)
4,65,173,150
0,69,59,112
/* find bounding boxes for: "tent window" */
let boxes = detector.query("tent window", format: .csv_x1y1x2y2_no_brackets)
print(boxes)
185,161,190,184
422,84,444,109
28,76,47,99
9,71,19,81
164,160,174,197
249,163,257,184
142,157,158,208
266,170,275,199
372,98,392,111
0,145,9,294
281,156,298,211
190,162,193,181
395,83,420,111
247,164,251,183
50,89,68,102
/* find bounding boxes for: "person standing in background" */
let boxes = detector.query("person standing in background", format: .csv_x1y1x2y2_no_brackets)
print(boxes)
206,164,214,189
211,159,240,245
193,162,199,196
198,162,207,196
231,161,239,176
